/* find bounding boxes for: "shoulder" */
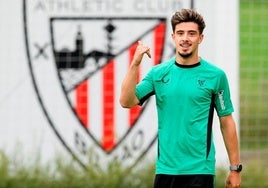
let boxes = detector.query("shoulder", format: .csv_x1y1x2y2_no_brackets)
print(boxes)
200,58,226,76
153,57,175,70
150,58,175,79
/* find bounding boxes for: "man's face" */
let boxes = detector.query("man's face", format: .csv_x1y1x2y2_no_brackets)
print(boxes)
172,22,203,58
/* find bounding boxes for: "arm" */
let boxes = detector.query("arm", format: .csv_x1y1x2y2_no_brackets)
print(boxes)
119,41,151,108
219,114,241,188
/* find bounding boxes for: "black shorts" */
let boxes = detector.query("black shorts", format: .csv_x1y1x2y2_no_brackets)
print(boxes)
153,174,214,188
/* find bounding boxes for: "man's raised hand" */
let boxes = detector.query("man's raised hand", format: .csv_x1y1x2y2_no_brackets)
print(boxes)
132,41,151,66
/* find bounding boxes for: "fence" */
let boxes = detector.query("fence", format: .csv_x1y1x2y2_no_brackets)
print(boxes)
240,0,268,160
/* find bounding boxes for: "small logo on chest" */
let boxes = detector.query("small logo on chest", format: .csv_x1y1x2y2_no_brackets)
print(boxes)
198,79,206,87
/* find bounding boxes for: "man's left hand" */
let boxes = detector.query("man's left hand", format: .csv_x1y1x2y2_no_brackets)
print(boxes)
225,171,241,188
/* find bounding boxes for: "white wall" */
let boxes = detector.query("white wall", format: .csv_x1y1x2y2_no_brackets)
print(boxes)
0,0,239,169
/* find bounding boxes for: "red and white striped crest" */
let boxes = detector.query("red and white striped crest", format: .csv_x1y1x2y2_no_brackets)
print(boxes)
23,0,184,168
52,18,167,152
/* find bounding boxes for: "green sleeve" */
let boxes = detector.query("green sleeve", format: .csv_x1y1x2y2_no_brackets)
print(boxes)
135,69,155,105
214,71,234,117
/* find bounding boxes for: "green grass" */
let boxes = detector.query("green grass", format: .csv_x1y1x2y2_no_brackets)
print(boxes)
0,151,155,188
0,150,267,187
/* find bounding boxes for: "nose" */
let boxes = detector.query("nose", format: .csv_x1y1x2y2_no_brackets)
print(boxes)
182,33,189,41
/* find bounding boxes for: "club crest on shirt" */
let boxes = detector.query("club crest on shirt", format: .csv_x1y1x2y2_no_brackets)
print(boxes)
23,0,190,169
198,79,206,87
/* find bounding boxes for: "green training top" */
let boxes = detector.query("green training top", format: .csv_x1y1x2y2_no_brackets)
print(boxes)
135,57,234,175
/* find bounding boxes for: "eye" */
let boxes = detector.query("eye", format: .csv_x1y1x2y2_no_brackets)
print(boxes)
189,32,194,36
177,31,184,36
189,31,197,36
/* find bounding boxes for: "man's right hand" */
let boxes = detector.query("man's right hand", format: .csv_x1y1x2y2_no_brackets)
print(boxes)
132,41,151,66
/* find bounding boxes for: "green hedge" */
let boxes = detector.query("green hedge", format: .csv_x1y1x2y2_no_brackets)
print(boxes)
0,151,267,188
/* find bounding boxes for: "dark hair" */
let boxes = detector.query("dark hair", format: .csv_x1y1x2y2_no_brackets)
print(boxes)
171,9,206,34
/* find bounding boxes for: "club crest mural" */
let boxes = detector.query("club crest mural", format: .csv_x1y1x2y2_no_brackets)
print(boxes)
23,0,191,168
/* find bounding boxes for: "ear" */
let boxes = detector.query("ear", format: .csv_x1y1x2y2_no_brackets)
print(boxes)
199,34,204,44
171,33,175,40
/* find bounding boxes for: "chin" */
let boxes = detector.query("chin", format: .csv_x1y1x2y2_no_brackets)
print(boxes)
178,52,192,58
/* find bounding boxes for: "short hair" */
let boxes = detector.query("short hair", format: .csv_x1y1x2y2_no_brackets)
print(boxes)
171,9,206,34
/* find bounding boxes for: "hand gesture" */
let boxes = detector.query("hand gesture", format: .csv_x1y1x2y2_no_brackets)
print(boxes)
132,41,151,66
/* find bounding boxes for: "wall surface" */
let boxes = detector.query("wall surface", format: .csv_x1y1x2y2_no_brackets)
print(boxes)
0,0,239,169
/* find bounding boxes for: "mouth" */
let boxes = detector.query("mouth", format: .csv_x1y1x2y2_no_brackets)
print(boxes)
180,44,191,54
180,43,191,49
178,43,192,58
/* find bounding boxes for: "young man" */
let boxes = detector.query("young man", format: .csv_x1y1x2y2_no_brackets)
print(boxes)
120,9,241,188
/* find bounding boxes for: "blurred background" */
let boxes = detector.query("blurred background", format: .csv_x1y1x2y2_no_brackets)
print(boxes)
0,0,268,188
240,0,268,160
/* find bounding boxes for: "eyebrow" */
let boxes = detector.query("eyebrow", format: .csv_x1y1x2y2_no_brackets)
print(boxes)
176,30,198,33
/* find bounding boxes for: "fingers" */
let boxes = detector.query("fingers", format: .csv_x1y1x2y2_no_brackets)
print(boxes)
131,41,151,66
226,180,240,188
137,41,151,58
225,182,231,188
146,48,151,58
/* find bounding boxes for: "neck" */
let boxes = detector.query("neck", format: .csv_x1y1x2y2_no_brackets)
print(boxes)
176,55,200,66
